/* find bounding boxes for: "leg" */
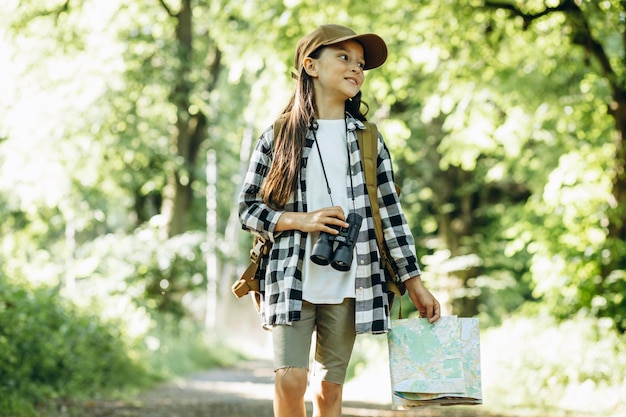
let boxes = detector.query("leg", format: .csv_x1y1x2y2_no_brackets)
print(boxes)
272,301,316,417
274,367,308,417
311,380,343,417
311,299,356,417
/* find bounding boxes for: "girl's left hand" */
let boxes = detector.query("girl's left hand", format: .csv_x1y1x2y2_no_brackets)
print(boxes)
404,276,441,323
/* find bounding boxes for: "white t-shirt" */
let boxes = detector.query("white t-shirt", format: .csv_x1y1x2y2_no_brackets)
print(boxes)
302,119,357,304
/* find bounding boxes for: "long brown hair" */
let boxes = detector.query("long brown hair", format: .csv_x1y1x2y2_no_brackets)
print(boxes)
261,46,370,209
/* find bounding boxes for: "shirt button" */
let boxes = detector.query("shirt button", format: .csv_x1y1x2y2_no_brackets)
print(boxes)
359,259,365,265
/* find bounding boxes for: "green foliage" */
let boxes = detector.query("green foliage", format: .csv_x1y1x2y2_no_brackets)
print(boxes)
0,277,243,417
0,279,150,417
363,0,626,329
2,2,626,415
2,0,625,326
73,223,207,321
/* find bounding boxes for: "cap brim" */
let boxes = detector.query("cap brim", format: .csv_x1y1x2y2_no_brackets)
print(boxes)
323,33,388,70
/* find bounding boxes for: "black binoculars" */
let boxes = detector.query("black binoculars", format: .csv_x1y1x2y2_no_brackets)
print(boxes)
310,212,362,271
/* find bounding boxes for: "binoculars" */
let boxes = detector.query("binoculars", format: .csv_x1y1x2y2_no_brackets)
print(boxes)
310,212,362,271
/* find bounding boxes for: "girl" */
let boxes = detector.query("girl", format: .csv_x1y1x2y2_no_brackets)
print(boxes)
239,24,440,417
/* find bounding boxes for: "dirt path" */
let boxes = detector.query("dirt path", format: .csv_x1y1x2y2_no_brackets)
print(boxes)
47,360,501,417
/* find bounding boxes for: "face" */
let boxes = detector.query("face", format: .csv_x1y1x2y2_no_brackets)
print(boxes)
304,40,366,104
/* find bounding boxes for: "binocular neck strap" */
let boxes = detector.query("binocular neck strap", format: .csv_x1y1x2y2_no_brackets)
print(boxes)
309,118,356,211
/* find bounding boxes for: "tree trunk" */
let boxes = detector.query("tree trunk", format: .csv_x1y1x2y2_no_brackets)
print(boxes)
604,88,626,274
601,88,626,331
160,0,206,238
434,167,480,317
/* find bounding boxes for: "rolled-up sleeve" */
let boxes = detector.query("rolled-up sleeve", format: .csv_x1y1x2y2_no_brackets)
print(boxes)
238,128,285,242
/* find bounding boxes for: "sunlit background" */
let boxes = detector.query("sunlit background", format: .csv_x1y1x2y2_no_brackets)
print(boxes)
1,1,625,416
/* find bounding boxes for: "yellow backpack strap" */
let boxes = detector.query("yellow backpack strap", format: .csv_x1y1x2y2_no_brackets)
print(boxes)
356,122,404,318
356,122,381,238
273,114,288,140
232,235,268,297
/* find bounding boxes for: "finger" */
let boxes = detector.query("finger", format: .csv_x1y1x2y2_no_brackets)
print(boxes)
324,225,340,235
329,206,346,221
325,216,348,229
426,302,434,320
429,302,440,323
416,303,426,318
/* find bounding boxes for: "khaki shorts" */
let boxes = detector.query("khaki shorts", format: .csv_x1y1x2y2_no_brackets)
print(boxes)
272,298,356,385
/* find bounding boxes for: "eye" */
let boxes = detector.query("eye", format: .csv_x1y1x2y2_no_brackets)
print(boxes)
339,53,348,60
357,62,365,69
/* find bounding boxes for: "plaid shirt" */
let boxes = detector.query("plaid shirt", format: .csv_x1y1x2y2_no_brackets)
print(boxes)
238,114,421,334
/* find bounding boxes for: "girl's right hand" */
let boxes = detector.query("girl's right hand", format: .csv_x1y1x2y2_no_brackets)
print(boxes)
276,206,348,234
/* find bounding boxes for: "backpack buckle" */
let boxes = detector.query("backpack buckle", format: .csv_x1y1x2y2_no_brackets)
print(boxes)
250,236,268,263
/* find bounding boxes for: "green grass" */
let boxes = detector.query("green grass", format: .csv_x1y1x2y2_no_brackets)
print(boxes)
138,317,247,380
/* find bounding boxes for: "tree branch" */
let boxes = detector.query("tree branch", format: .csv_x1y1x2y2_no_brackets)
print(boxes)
485,0,619,91
207,47,223,93
569,6,616,86
158,0,178,17
15,0,72,26
484,0,576,30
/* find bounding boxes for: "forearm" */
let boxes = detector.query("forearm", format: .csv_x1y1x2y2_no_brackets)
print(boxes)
275,211,304,232
404,274,425,291
275,206,347,234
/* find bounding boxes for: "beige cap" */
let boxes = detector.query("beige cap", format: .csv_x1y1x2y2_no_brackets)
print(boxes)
294,24,388,73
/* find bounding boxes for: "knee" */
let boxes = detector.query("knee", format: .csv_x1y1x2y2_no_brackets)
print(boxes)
315,380,342,405
275,367,308,399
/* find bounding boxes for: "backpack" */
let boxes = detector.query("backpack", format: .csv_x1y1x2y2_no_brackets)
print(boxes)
232,119,405,312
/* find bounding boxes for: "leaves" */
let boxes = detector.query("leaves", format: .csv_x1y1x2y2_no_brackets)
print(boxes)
1,0,626,332
0,278,149,414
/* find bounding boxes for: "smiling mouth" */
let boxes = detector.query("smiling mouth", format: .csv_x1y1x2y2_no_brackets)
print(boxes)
345,77,358,85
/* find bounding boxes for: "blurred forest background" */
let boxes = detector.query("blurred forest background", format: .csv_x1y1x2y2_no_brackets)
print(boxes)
1,0,625,416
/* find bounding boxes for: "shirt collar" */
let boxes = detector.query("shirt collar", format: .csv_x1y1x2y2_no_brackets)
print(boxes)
346,113,367,132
